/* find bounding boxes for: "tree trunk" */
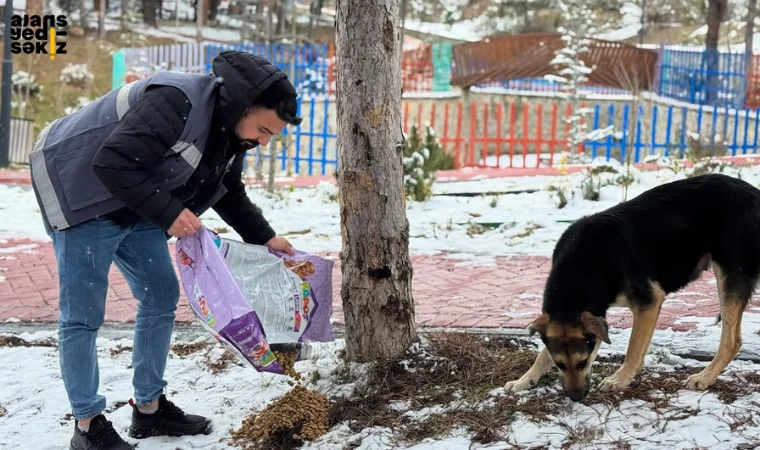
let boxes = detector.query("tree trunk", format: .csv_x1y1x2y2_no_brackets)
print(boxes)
705,0,726,50
195,0,203,41
747,0,757,57
307,0,323,39
208,0,220,21
99,0,106,39
399,0,407,35
705,0,727,103
142,0,158,26
267,0,274,42
335,0,417,363
276,0,287,35
121,0,128,30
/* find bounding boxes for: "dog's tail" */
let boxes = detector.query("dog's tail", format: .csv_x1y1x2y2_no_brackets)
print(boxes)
713,314,722,325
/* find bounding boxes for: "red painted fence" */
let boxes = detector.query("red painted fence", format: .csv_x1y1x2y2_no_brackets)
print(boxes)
326,43,434,94
402,101,589,169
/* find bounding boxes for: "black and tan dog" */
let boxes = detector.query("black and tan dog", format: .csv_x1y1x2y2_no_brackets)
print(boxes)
504,173,760,401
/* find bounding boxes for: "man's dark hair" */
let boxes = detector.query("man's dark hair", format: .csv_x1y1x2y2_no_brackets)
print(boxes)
253,97,302,126
250,78,303,126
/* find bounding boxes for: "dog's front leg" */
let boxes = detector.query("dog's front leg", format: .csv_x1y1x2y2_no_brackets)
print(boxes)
599,289,664,391
504,346,553,392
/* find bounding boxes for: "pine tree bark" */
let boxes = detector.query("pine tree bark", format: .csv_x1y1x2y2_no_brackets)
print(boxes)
276,0,287,35
706,0,727,50
747,0,757,57
307,0,324,39
705,0,727,103
335,0,417,363
142,0,158,27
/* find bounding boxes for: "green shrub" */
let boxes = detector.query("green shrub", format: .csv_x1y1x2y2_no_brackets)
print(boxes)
402,124,455,202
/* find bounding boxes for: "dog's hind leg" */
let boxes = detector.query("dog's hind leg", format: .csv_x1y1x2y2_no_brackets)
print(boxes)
504,346,553,392
599,282,667,392
685,263,748,390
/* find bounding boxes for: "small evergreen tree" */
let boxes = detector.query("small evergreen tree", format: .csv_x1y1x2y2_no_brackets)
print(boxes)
546,0,614,153
547,0,615,200
402,123,455,202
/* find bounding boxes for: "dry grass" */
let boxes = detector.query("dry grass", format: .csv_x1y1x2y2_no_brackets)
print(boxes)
109,341,212,358
172,341,213,357
1,29,180,135
205,350,238,375
172,340,236,374
329,332,556,445
111,340,232,374
109,344,132,356
326,331,760,448
0,335,56,348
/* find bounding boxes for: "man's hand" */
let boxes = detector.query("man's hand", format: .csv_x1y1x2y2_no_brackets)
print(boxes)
265,236,294,255
168,208,202,238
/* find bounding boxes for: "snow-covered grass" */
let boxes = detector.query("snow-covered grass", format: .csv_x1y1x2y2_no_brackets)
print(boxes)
595,1,643,41
4,160,760,263
5,313,760,449
0,332,350,450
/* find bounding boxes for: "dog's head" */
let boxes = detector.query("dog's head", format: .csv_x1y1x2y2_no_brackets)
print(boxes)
528,311,611,402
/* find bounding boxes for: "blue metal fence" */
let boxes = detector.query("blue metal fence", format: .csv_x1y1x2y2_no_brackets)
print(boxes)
582,102,760,163
114,41,760,176
657,46,750,110
473,78,633,96
116,41,760,109
204,43,332,96
246,97,760,176
244,96,337,177
280,95,337,175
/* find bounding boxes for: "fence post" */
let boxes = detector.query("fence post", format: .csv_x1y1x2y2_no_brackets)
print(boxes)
461,86,472,168
268,138,277,193
653,42,665,95
111,49,127,90
432,42,452,92
741,50,751,109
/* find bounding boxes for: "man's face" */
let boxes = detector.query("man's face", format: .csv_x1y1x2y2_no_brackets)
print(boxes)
234,107,290,147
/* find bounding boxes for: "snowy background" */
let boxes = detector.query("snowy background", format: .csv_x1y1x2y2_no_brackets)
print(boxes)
5,162,760,448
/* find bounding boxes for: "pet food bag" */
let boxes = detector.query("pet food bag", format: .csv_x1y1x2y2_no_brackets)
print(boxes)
175,226,335,375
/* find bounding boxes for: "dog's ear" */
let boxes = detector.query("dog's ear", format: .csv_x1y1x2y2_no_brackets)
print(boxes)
528,312,550,337
580,311,611,344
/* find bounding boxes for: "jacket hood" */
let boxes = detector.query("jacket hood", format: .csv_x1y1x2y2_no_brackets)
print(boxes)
211,51,290,130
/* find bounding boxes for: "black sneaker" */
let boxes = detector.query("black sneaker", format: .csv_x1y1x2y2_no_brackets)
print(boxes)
69,414,135,450
128,395,212,439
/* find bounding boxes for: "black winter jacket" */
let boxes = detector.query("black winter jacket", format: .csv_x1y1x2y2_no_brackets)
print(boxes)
90,59,280,246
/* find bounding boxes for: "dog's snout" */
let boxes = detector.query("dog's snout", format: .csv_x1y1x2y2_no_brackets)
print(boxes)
564,382,590,402
567,388,586,402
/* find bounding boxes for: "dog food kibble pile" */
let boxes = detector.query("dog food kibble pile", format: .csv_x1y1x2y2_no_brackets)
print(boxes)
274,350,302,381
230,349,332,448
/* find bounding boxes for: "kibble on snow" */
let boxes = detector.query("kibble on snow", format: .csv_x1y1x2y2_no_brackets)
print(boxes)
229,349,332,448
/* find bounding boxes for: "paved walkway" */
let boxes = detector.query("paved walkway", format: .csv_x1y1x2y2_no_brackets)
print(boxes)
5,155,760,187
7,158,760,333
0,238,733,332
0,167,586,187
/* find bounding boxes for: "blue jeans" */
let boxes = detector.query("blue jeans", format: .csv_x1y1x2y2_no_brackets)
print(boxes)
51,217,179,420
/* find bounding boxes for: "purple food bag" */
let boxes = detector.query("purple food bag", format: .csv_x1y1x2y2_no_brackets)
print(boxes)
175,227,335,375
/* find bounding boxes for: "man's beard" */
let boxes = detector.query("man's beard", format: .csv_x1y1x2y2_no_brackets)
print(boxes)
229,132,259,152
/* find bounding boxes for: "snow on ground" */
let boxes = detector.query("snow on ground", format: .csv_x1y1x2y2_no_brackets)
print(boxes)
4,161,760,264
5,312,760,449
402,18,485,42
89,0,654,47
0,333,349,450
595,1,642,41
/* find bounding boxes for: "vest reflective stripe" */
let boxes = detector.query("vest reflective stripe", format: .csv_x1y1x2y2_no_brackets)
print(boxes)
171,141,203,169
30,72,218,232
116,81,135,119
29,119,68,230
